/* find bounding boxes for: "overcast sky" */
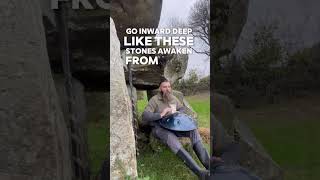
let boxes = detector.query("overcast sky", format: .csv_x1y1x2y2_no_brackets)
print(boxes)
158,0,210,78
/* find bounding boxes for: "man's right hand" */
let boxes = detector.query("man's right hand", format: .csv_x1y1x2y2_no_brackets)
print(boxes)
160,107,172,118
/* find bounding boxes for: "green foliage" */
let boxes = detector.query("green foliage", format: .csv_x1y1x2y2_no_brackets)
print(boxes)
187,69,199,84
242,24,284,91
285,48,318,83
214,23,320,105
173,70,210,96
138,176,151,180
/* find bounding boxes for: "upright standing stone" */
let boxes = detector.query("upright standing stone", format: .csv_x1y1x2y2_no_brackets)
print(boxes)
110,17,138,179
0,0,72,179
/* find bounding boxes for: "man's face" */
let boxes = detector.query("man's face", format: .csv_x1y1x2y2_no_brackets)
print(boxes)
160,81,171,94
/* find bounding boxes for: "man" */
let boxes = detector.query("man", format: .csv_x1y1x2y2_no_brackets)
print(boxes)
142,78,209,179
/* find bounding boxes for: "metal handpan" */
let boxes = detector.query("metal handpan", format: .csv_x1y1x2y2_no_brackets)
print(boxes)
159,112,197,131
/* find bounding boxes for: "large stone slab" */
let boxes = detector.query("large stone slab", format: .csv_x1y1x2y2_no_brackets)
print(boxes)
0,0,72,179
44,4,109,91
124,53,188,90
111,0,163,46
110,17,138,179
44,0,170,91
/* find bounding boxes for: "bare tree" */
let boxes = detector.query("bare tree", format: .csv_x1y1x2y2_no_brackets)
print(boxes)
188,0,210,56
166,17,188,34
164,0,210,56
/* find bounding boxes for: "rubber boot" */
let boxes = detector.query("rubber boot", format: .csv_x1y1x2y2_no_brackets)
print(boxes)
176,148,209,180
193,141,210,169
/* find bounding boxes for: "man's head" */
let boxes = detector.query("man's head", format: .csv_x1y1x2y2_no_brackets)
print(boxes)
159,78,173,103
159,78,171,94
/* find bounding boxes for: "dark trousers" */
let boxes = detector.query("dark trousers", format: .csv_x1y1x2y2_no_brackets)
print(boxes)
151,125,202,153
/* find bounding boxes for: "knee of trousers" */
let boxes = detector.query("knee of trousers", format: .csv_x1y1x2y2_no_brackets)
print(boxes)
152,127,182,153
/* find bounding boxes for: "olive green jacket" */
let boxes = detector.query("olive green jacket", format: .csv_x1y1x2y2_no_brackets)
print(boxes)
142,93,185,126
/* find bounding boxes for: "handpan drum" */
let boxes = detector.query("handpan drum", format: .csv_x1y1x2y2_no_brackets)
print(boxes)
159,112,197,131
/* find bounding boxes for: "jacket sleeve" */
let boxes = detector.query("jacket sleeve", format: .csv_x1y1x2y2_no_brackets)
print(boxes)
175,97,186,113
177,106,186,113
142,98,162,122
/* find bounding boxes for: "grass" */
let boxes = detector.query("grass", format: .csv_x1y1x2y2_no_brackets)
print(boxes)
137,91,210,179
137,147,198,180
137,91,320,179
137,143,210,180
186,92,210,128
86,91,210,179
137,95,148,116
236,93,320,180
87,121,108,177
86,91,320,180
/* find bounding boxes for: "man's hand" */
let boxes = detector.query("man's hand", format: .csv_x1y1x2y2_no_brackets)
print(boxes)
160,107,172,117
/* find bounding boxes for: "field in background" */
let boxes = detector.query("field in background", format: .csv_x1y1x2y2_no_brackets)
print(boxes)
236,93,320,180
87,122,107,178
185,92,210,128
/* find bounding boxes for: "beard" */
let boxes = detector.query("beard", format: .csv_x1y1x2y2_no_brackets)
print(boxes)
161,90,174,104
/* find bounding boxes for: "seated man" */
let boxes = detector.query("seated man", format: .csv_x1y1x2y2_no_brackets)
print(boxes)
142,78,209,179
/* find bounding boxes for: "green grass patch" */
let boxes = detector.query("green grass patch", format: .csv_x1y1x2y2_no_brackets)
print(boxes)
137,94,148,116
137,143,210,180
87,122,108,176
185,93,210,128
236,94,320,180
137,148,197,180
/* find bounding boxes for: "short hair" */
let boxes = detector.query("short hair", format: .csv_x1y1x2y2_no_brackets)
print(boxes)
159,77,170,87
